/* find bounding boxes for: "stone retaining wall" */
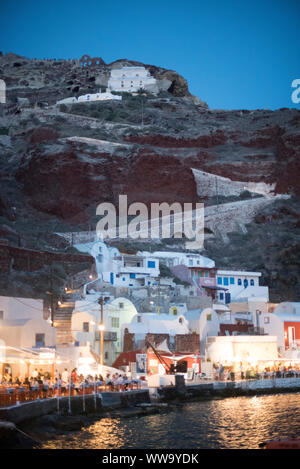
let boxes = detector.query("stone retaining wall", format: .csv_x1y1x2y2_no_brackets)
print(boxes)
0,390,150,424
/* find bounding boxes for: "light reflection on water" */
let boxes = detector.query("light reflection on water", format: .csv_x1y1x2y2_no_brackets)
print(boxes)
42,393,300,449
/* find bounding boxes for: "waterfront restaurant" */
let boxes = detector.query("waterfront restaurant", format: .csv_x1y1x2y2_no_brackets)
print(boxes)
0,344,64,380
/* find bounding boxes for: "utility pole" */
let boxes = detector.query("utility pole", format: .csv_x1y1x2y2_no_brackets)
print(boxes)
50,264,54,327
141,96,144,127
215,176,219,208
98,296,104,367
157,277,161,315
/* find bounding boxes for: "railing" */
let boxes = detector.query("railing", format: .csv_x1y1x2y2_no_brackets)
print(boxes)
0,380,143,408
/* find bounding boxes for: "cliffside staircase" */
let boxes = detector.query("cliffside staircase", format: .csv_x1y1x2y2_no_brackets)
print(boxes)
53,301,75,346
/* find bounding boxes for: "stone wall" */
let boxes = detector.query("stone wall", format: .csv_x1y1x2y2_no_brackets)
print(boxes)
205,195,289,242
192,168,276,198
0,243,94,274
123,331,135,352
175,333,200,353
145,333,170,349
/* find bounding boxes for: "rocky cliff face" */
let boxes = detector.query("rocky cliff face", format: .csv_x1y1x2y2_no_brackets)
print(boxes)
0,53,299,301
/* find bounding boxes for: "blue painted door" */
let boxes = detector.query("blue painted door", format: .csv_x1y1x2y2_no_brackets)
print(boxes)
110,272,114,284
225,292,231,304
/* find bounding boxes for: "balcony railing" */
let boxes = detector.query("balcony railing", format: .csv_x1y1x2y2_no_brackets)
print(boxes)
95,331,117,341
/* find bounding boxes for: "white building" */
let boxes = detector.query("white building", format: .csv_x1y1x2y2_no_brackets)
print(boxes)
71,294,138,365
122,312,190,351
56,90,122,106
0,296,57,378
108,66,157,93
141,251,215,270
205,335,278,364
0,296,56,349
77,90,122,102
216,270,269,304
111,254,159,288
260,302,300,357
76,240,159,289
0,79,5,104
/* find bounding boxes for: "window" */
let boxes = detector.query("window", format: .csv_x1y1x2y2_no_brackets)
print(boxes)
122,277,126,281
111,317,119,328
264,317,270,324
206,314,212,321
250,279,255,286
148,261,156,268
204,271,209,278
223,277,229,286
83,322,89,332
137,316,142,323
104,352,109,359
0,311,3,320
217,277,222,285
119,302,124,309
219,292,224,300
230,277,235,284
238,278,242,286
35,333,45,348
130,273,136,279
189,259,193,266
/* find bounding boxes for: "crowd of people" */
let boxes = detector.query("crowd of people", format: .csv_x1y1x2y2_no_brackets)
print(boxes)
212,362,300,381
0,367,143,406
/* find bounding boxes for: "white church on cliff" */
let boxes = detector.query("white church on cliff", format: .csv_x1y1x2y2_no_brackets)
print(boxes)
108,66,157,92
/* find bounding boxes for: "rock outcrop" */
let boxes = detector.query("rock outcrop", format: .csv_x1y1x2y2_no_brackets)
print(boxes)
0,54,299,300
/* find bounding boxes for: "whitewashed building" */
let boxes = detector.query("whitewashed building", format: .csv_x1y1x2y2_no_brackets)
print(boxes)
71,294,138,365
56,90,122,106
205,335,278,364
77,90,122,102
0,296,56,349
141,251,215,270
121,312,190,351
108,66,157,92
76,240,160,289
0,79,5,104
260,302,300,357
0,296,57,378
216,270,269,304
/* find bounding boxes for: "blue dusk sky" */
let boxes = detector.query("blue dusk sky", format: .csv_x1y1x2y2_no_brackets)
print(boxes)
0,0,299,110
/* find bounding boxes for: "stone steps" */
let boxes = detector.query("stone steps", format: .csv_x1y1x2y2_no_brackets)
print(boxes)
54,302,75,345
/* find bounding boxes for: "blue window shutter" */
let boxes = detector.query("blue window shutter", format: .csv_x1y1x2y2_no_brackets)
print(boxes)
230,277,235,284
148,261,155,268
223,277,229,286
217,277,222,285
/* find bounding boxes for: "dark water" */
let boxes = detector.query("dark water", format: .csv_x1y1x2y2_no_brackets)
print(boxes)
42,393,300,449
